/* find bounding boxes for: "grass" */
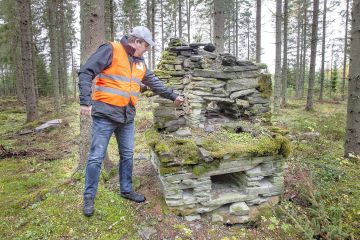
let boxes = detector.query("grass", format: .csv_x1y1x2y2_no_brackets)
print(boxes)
0,96,358,239
271,99,360,239
0,98,138,239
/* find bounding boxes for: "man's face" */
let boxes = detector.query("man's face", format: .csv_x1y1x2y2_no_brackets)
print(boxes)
133,40,150,57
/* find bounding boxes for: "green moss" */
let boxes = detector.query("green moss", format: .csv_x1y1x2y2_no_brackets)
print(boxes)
258,74,272,98
159,166,182,175
160,50,177,60
154,138,201,168
154,69,172,79
270,126,289,136
274,134,292,158
200,130,291,159
145,128,161,148
192,161,220,176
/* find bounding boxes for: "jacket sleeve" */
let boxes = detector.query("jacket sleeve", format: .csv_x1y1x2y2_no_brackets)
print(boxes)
142,67,178,101
78,43,113,106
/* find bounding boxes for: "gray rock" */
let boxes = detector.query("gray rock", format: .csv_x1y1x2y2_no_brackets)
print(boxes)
226,78,259,92
229,202,250,216
198,49,217,59
180,51,192,57
190,55,203,62
138,226,157,240
184,214,201,221
230,89,256,99
236,99,250,108
175,64,183,71
192,69,235,80
204,124,215,132
203,96,234,103
175,128,192,137
223,65,259,72
203,192,252,206
183,58,191,68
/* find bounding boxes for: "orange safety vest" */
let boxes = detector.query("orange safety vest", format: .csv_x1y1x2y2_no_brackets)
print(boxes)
92,42,146,107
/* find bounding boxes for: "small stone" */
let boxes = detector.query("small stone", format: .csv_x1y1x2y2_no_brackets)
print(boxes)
138,226,157,240
229,202,250,216
204,124,215,132
190,55,203,62
183,58,191,68
230,89,256,99
211,213,224,223
236,99,250,108
175,64,182,71
184,214,201,221
180,51,192,57
175,128,192,137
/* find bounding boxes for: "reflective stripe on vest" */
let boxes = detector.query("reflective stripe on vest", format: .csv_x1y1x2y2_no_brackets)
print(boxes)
92,42,146,107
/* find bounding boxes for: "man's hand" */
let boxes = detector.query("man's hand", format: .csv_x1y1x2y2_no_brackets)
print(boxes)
174,96,184,107
80,105,92,116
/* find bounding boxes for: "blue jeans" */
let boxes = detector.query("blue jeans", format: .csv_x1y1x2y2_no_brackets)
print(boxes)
84,116,135,198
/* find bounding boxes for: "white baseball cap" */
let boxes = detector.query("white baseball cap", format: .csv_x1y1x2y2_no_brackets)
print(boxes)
130,26,156,47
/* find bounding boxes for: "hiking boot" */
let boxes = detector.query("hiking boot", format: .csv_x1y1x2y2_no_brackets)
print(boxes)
120,191,146,203
83,194,94,217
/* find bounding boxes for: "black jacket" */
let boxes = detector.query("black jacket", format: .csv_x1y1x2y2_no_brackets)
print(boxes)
78,36,178,123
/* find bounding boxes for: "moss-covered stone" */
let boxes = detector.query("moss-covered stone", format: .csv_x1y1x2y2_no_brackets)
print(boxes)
145,128,161,148
192,160,220,176
154,138,202,167
200,130,291,159
257,74,272,98
154,69,173,79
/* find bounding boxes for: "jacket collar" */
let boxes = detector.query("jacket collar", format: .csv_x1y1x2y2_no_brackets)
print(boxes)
120,36,144,61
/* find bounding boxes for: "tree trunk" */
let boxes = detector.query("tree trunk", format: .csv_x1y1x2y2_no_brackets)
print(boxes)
12,26,25,102
151,0,155,70
105,0,114,41
342,0,350,101
273,0,282,114
70,40,76,99
79,0,113,171
146,0,151,68
281,0,288,107
48,0,61,114
319,0,327,101
178,0,182,39
213,0,225,54
256,0,261,63
300,2,308,99
305,0,319,111
344,0,360,157
295,1,302,99
160,0,164,51
186,0,190,43
59,0,68,103
17,0,38,122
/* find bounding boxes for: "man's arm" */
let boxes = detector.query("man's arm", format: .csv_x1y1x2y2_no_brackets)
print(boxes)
78,43,113,106
142,68,179,102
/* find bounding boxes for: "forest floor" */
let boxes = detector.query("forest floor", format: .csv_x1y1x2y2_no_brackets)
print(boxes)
0,96,359,240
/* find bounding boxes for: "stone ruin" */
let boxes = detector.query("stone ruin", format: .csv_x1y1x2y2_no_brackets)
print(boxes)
145,39,290,224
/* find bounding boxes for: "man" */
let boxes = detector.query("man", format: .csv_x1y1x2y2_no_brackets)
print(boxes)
78,26,184,217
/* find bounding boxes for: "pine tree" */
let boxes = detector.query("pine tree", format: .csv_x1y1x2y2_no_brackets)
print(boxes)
16,0,38,121
344,0,360,157
305,0,319,111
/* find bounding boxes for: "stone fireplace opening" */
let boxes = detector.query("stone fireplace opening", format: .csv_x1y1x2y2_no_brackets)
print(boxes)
210,172,243,193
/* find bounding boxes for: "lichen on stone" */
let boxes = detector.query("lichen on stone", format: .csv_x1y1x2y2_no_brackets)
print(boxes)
257,74,272,98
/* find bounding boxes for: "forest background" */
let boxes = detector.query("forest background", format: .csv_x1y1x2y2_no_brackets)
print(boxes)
0,0,359,239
